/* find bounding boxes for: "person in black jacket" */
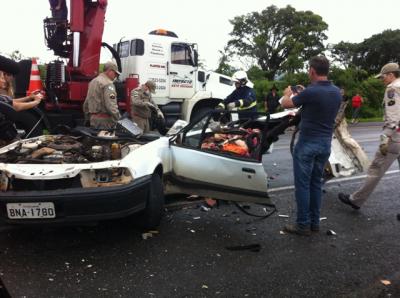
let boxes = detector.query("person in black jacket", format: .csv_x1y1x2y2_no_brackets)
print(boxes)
218,70,257,120
264,85,280,114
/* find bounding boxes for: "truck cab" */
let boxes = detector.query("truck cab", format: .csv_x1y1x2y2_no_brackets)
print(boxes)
114,29,235,126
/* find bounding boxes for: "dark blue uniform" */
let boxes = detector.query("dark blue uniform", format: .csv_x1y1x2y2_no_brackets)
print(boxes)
224,86,257,119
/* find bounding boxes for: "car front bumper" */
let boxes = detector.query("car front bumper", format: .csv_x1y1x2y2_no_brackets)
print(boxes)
0,175,152,225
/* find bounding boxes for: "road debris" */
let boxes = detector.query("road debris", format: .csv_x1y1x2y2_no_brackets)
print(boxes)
320,217,327,221
326,230,337,236
187,195,199,200
380,280,391,286
278,214,289,218
142,232,153,240
204,198,217,207
279,231,286,235
200,205,210,212
246,227,257,232
142,230,159,240
225,244,261,252
202,285,209,289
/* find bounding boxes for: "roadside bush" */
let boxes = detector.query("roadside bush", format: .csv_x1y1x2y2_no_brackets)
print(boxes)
251,67,385,118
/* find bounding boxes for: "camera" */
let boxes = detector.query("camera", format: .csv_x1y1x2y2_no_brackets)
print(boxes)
290,85,299,94
290,85,304,94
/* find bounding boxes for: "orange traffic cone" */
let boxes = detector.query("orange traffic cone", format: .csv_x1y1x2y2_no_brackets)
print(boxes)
27,58,43,95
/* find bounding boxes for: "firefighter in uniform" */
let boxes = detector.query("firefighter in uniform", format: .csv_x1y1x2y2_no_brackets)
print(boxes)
218,70,257,119
130,80,164,133
83,61,121,129
338,63,400,209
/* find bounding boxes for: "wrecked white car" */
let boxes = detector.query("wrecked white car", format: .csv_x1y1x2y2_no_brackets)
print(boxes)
0,109,367,228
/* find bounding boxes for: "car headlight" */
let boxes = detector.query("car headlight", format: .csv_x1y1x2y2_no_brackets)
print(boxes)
80,168,133,188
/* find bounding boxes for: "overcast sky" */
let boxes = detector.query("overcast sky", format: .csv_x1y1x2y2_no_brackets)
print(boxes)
2,0,400,70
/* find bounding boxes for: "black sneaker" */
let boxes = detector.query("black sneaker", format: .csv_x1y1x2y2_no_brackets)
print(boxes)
338,193,360,210
283,224,311,236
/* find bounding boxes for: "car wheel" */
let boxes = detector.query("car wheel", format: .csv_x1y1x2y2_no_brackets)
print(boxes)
136,174,164,230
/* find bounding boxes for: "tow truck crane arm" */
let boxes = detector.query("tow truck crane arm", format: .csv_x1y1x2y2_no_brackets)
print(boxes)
45,0,109,78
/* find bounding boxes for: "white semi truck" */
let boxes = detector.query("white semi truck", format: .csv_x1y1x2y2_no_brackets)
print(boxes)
113,29,235,126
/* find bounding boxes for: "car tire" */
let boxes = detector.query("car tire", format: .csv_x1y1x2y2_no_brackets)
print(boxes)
136,174,164,230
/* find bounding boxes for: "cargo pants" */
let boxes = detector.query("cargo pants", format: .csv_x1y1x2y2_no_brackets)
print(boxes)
132,115,150,133
351,139,400,207
90,116,116,130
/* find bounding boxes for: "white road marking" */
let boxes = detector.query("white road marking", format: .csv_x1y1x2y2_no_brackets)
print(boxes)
273,138,378,150
268,169,400,193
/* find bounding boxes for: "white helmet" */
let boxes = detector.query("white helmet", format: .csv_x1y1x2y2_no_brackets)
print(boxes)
232,70,252,87
232,70,248,82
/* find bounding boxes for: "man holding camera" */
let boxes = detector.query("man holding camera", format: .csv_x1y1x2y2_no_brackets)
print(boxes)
280,56,341,236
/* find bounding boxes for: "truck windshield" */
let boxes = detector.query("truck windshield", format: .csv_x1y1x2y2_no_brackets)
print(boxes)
171,44,192,65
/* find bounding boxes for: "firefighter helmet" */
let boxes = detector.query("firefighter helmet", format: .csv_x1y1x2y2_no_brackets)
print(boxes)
232,70,249,84
232,70,248,86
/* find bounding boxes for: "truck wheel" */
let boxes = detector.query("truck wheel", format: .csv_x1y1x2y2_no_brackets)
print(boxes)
136,174,165,230
14,111,44,138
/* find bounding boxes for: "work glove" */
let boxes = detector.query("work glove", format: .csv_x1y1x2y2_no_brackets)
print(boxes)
227,102,236,110
379,134,389,155
217,102,225,109
157,110,164,119
145,102,156,110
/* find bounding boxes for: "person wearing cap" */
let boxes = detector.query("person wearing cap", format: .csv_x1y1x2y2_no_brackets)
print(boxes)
130,80,164,133
83,61,121,129
0,55,43,112
338,62,400,210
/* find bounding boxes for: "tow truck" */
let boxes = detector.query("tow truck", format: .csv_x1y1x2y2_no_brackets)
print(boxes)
12,0,234,135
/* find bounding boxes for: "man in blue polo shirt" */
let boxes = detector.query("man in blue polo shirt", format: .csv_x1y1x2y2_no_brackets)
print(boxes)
281,56,341,236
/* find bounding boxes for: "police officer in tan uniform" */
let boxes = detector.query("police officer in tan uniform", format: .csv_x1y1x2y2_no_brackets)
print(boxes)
338,63,400,209
83,61,121,129
130,80,164,133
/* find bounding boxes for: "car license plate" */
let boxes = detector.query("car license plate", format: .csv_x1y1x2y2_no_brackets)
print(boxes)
6,202,56,219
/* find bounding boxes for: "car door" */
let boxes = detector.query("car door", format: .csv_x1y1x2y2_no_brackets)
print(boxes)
167,111,272,205
168,43,196,99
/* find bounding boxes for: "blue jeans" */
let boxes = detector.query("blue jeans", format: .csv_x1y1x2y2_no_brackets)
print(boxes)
293,136,331,227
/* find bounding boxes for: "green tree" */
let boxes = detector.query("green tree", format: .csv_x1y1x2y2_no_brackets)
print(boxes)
226,5,328,80
247,65,266,81
9,50,25,61
328,41,357,69
215,47,236,76
353,30,400,75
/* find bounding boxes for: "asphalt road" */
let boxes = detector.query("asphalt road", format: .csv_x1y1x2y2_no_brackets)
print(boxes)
1,123,400,297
